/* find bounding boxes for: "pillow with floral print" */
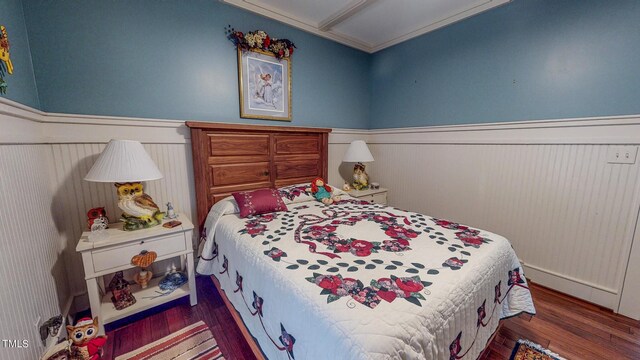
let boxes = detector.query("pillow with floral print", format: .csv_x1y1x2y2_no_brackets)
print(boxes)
232,188,288,218
277,183,315,205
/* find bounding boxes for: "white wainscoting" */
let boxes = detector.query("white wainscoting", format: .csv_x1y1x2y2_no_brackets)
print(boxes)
366,118,640,313
3,94,640,328
0,145,71,359
0,97,367,304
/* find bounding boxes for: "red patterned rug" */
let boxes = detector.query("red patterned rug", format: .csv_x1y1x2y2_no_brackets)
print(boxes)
115,321,224,360
510,339,566,360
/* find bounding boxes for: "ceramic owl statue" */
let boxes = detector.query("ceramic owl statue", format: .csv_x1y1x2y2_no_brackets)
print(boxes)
352,163,369,190
115,182,165,231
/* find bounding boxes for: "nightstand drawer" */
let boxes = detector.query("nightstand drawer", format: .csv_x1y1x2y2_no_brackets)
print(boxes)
362,193,387,205
92,233,186,273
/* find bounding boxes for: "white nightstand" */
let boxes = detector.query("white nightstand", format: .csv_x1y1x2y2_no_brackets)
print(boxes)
76,215,197,334
347,187,388,205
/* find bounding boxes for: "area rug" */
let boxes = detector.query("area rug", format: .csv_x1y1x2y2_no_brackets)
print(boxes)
115,321,224,360
509,339,566,360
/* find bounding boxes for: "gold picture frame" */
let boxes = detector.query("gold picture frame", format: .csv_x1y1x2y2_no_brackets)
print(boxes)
238,48,292,121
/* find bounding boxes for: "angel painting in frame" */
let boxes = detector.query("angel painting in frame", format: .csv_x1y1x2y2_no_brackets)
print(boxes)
238,49,292,121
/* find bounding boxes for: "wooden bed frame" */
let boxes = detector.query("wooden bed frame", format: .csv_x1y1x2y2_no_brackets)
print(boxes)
187,122,331,359
186,122,498,359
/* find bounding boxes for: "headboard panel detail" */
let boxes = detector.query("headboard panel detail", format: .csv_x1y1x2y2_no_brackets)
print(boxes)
187,122,331,228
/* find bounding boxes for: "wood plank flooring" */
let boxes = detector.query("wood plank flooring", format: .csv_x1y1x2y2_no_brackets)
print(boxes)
103,276,640,359
482,284,640,360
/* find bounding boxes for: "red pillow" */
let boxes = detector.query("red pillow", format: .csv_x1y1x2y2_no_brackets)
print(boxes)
232,188,288,218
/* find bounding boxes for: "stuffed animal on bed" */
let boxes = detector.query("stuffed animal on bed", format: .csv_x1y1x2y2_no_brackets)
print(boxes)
66,317,107,360
308,178,340,205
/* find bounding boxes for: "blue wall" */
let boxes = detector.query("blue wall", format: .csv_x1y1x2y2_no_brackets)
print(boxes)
17,0,640,129
370,0,640,128
22,0,370,128
0,0,39,108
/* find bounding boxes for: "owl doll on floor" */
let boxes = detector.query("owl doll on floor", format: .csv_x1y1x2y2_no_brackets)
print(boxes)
115,182,165,231
66,317,107,360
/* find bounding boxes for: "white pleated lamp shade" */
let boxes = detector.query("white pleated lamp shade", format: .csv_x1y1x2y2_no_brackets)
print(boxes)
342,140,374,163
84,139,163,182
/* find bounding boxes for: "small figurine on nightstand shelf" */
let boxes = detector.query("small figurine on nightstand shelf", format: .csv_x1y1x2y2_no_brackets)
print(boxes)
308,177,340,205
159,266,188,293
342,182,352,191
108,271,136,310
131,250,157,289
166,202,178,219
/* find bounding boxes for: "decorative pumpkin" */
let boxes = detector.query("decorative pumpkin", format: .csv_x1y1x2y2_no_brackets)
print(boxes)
131,250,157,268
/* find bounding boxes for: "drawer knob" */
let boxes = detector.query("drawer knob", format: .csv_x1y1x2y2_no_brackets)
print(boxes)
263,170,270,176
140,240,145,244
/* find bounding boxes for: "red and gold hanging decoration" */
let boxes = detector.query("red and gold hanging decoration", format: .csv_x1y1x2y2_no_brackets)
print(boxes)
225,25,296,60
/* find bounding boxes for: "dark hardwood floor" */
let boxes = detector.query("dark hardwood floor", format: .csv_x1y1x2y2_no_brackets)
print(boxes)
481,284,640,360
103,276,640,360
103,275,255,360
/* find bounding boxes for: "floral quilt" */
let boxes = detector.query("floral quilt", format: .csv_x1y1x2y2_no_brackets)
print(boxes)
197,188,535,360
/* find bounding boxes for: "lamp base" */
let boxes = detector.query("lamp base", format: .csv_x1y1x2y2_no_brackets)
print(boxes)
352,162,370,190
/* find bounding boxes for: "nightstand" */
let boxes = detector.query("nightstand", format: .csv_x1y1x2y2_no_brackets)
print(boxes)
347,187,388,205
76,215,197,334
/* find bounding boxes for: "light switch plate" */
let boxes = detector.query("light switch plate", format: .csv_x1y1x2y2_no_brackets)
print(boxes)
607,145,638,164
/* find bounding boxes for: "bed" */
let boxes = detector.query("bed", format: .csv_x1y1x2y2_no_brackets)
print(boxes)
187,122,535,360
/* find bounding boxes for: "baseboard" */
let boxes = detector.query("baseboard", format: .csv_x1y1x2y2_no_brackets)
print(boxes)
523,264,619,310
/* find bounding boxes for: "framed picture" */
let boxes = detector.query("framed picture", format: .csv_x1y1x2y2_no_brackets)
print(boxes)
238,48,291,121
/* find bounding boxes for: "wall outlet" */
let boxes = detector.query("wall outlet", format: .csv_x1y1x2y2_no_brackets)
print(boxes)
607,146,638,164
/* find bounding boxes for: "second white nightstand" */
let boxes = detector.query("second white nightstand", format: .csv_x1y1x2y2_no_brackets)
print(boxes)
347,187,388,205
76,215,197,334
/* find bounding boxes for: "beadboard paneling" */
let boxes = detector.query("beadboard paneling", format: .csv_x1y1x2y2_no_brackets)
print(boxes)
52,137,356,296
367,142,640,309
0,145,70,359
4,96,640,318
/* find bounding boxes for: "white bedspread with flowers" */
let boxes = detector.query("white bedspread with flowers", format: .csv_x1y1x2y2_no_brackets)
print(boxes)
197,185,535,360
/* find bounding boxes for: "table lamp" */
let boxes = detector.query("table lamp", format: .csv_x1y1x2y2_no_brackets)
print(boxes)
85,139,165,231
342,140,374,190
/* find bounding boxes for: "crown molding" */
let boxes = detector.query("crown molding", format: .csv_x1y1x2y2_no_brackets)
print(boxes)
366,0,510,53
221,0,372,52
221,0,510,53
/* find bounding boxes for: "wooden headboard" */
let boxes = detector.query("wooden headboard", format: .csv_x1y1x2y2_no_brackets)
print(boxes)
186,122,332,228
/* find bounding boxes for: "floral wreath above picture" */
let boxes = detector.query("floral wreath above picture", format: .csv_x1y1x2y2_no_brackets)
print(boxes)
226,26,295,121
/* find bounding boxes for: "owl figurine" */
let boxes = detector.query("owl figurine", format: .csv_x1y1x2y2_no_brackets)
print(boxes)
115,182,165,231
66,317,107,360
352,163,370,190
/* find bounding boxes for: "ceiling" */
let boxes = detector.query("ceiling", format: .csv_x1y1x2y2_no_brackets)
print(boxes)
221,0,510,53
